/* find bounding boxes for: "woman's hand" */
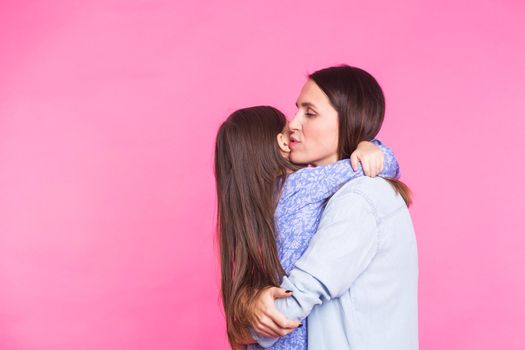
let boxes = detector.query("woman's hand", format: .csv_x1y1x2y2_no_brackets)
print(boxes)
249,287,301,338
351,141,384,177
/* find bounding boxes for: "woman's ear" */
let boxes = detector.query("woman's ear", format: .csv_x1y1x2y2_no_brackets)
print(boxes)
277,133,291,154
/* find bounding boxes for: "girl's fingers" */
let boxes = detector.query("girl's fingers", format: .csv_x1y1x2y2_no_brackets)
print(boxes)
350,152,360,171
363,160,371,177
369,159,376,177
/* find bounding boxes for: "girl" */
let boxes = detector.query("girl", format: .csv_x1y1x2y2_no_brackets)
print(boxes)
214,104,399,349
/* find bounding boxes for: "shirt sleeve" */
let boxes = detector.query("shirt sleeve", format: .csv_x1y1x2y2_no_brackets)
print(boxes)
372,139,400,179
251,190,379,347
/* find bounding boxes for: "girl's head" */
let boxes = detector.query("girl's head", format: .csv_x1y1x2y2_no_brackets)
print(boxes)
214,106,299,346
215,106,295,184
289,65,385,165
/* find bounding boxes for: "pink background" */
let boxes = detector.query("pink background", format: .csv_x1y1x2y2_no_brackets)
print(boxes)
1,1,524,349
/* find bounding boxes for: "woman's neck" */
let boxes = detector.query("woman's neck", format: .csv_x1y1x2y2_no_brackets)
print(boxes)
312,154,339,167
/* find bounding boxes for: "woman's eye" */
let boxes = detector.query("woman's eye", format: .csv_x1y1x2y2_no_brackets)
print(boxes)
305,110,316,117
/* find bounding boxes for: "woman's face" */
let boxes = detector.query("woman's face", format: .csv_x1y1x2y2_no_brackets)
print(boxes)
288,79,339,166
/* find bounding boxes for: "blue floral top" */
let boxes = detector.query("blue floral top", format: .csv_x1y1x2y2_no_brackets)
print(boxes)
247,139,399,350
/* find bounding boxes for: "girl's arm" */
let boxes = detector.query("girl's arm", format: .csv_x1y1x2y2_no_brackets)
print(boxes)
282,139,399,204
371,139,400,179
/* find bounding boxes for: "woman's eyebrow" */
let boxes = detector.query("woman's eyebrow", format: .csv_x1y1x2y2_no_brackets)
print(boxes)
296,101,316,109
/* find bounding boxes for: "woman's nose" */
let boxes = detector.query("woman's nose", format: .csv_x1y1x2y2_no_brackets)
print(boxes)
289,113,301,131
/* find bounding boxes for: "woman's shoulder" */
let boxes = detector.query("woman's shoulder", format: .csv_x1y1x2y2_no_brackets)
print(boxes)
329,177,406,217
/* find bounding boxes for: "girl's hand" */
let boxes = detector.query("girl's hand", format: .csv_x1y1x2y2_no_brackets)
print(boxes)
350,141,384,177
249,287,301,338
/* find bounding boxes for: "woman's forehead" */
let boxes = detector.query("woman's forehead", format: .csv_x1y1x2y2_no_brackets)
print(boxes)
296,80,330,108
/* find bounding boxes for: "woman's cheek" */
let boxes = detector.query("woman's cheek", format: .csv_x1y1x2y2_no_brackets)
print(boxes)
319,128,338,159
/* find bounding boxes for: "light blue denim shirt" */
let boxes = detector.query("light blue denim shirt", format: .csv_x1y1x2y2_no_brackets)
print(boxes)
252,177,419,350
248,140,399,350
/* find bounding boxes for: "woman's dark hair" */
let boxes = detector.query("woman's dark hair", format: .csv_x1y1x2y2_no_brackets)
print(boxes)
214,106,300,346
310,65,412,206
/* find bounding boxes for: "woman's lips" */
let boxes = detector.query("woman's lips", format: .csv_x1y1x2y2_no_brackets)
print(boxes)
288,134,301,149
289,139,300,149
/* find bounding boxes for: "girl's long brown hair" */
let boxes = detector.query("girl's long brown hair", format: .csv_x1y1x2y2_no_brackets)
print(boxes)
214,106,299,346
310,65,412,206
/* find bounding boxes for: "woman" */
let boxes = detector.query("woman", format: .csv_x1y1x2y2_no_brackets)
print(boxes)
214,104,400,349
245,66,417,350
